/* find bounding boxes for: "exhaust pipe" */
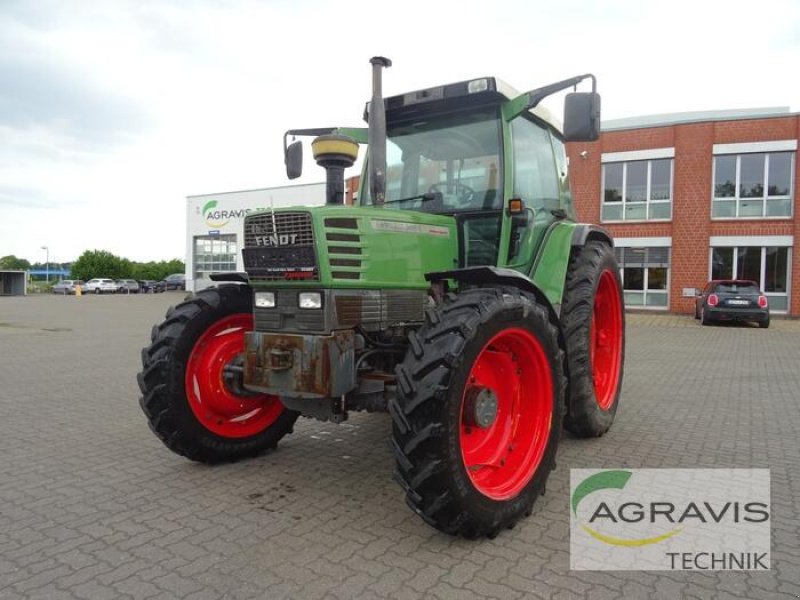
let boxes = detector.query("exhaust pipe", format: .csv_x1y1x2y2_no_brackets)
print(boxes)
368,56,391,206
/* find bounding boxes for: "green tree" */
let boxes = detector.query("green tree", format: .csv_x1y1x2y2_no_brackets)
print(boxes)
70,250,184,282
71,250,129,281
0,255,32,270
131,259,185,281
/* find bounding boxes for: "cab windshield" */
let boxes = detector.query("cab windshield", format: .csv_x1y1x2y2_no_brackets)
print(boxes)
361,108,503,213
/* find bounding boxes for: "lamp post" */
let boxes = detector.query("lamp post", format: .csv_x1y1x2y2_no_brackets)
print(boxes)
41,245,49,283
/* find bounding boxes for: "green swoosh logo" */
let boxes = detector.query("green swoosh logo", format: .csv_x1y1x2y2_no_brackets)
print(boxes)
572,470,632,515
202,200,218,217
572,470,681,547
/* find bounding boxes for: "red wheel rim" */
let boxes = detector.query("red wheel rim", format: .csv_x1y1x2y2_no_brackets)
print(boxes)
185,313,283,438
459,328,553,501
590,270,623,410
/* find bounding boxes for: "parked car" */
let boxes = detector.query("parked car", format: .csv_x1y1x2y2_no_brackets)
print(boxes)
139,280,166,293
51,279,84,295
116,279,140,294
695,280,770,328
83,278,118,294
162,273,186,291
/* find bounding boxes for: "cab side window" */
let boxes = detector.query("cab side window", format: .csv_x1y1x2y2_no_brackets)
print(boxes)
511,117,559,212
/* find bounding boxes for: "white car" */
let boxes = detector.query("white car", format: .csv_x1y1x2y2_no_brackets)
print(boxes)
83,278,118,294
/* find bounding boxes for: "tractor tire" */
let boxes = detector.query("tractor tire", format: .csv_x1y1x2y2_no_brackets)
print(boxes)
137,284,298,463
561,241,625,438
390,287,565,538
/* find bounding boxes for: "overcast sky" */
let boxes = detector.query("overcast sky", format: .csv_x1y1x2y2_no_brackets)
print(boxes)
1,0,798,264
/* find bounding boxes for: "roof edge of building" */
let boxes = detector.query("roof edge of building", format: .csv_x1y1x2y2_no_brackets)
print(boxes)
602,107,795,132
187,180,326,200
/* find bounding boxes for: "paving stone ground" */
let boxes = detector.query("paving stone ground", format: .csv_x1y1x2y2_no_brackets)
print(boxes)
0,293,798,599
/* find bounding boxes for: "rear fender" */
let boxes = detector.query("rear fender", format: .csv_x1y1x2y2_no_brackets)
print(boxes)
571,224,614,249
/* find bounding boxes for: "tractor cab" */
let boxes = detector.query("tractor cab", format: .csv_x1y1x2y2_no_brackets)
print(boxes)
284,67,599,278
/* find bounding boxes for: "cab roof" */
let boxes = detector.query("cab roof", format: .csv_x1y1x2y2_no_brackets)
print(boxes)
379,76,563,134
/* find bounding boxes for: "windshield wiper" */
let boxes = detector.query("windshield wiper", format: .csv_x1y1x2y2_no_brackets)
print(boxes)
383,192,438,205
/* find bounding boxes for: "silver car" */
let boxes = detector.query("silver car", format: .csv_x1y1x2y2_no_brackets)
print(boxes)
51,279,84,295
116,279,140,294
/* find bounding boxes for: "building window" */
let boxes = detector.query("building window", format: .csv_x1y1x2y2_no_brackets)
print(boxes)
615,246,670,308
710,246,791,311
194,234,238,280
712,152,794,218
602,158,672,221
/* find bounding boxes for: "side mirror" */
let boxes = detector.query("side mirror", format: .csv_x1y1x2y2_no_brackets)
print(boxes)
563,92,601,142
285,140,303,179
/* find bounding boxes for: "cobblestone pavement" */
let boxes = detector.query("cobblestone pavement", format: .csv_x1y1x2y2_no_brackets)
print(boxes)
1,294,798,599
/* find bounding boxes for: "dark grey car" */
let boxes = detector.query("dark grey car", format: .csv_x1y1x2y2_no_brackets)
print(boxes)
695,280,770,328
162,273,186,291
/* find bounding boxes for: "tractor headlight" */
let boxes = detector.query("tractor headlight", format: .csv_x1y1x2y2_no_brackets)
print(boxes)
254,291,276,308
298,292,322,309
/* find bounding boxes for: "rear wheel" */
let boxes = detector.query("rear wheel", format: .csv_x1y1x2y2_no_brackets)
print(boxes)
137,284,298,463
561,241,625,437
759,316,770,329
390,288,564,538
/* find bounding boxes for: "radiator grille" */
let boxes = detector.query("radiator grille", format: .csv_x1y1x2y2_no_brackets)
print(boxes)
243,212,318,281
335,290,427,329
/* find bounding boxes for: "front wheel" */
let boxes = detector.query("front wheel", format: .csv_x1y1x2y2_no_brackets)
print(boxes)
137,284,298,463
561,241,625,438
390,288,565,538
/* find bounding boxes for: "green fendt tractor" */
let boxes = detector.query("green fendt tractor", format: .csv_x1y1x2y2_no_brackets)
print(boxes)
138,57,625,538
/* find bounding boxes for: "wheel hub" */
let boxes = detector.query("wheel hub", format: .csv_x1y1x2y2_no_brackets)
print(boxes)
464,386,498,429
222,356,260,398
185,313,284,438
459,327,554,501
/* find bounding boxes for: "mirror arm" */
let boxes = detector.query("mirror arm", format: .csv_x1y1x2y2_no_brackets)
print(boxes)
283,127,338,156
505,74,596,120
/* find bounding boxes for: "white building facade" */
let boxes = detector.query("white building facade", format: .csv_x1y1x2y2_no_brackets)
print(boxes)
186,183,325,292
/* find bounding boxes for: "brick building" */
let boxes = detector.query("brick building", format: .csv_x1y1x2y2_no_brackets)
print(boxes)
567,108,799,317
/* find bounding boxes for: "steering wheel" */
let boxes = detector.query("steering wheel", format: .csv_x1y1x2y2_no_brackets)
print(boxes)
428,182,475,206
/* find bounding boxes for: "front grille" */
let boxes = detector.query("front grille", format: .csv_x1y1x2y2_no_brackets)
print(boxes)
243,212,318,281
335,290,427,329
245,212,314,246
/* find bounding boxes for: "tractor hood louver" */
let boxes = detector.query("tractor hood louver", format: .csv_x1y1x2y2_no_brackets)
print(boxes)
324,217,363,281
